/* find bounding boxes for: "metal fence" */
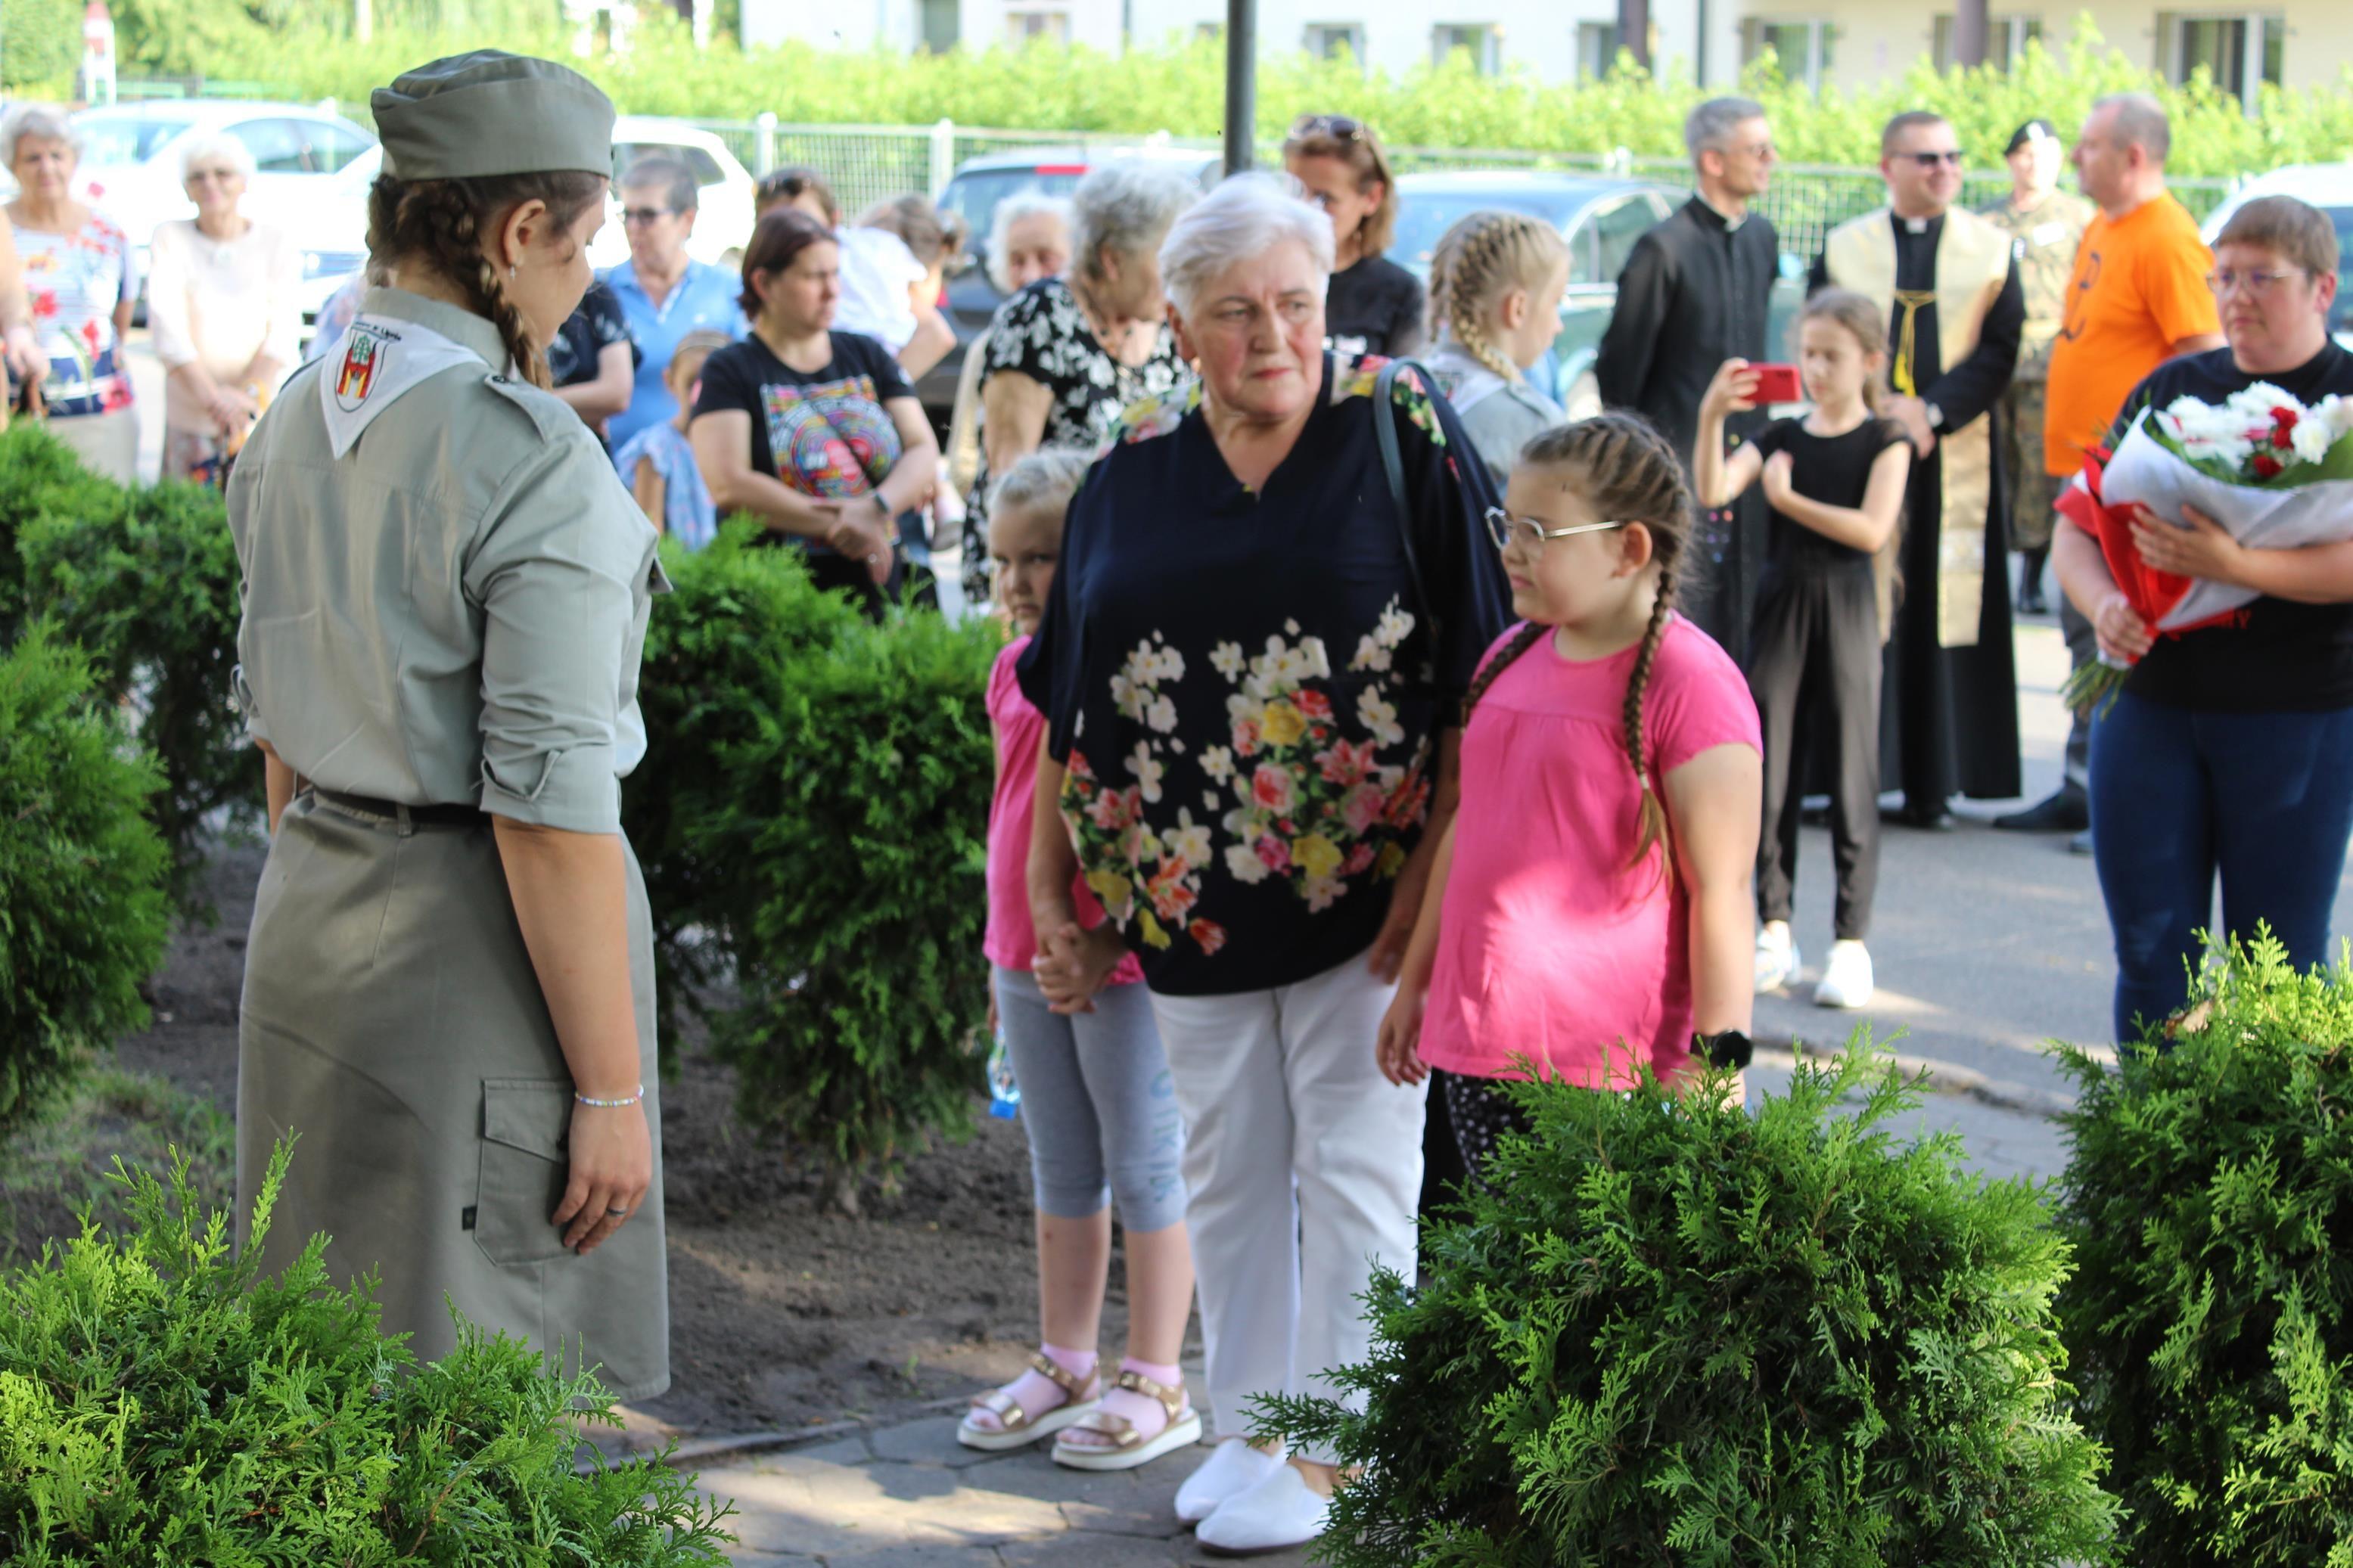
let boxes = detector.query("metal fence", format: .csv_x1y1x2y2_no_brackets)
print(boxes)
310,102,2240,260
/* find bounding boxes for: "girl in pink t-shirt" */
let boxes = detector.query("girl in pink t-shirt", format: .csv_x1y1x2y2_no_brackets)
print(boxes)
959,450,1201,1474
1378,414,1764,1176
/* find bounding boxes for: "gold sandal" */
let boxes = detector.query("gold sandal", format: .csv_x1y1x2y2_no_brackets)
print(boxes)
956,1352,1102,1451
1052,1368,1204,1471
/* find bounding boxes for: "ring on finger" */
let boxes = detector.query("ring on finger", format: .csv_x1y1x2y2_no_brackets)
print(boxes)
605,1204,630,1217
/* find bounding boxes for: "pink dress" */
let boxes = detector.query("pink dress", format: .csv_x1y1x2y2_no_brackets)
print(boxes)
1416,617,1761,1088
987,637,1144,984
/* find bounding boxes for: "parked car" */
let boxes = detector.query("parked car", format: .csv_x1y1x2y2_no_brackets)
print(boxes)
67,100,378,321
589,116,760,273
917,144,1222,426
1392,170,1807,421
2199,162,2353,350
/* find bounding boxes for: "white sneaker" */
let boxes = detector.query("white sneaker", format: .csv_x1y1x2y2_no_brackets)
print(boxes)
1814,940,1874,1009
1196,1461,1330,1554
1755,921,1800,993
1175,1438,1281,1525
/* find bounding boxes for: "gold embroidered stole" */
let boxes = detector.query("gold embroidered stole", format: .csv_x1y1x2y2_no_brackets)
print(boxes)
1823,208,2013,647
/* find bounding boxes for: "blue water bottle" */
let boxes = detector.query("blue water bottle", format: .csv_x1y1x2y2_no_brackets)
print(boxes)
987,1023,1021,1120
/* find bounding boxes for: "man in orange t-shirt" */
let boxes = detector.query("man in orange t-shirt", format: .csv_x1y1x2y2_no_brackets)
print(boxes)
2000,92,2224,842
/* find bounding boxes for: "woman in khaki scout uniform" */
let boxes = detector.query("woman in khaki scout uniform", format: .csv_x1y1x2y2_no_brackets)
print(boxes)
227,51,668,1399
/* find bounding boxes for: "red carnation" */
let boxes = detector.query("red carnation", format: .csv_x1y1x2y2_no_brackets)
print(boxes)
2273,425,2295,449
2252,453,2284,479
2273,406,2299,430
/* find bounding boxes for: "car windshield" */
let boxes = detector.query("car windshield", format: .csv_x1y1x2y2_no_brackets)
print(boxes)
2325,208,2353,338
1390,189,1585,276
940,166,1088,249
73,113,195,167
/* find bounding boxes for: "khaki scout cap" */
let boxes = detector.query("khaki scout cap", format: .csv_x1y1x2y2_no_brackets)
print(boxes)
373,51,615,182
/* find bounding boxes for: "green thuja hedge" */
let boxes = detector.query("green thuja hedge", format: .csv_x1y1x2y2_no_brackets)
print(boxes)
1259,1039,2120,1566
0,1143,735,1563
2056,936,2353,1568
0,630,172,1138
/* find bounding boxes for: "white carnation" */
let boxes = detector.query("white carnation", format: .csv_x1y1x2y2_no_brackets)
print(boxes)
2291,416,2333,466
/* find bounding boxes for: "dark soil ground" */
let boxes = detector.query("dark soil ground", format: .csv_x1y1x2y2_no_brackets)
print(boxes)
4,841,1162,1443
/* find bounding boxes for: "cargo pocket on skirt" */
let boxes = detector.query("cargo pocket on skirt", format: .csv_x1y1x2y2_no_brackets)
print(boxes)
474,1078,574,1266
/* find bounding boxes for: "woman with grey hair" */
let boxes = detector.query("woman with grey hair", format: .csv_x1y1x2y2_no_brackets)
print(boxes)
3,104,140,479
959,162,1196,607
940,192,1075,556
147,130,302,483
1017,172,1509,1551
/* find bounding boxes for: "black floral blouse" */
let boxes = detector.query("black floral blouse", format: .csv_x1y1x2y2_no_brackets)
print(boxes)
1016,354,1511,996
961,277,1191,601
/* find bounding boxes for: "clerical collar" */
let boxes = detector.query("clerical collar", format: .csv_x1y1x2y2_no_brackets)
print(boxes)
1897,213,1941,235
1692,193,1747,233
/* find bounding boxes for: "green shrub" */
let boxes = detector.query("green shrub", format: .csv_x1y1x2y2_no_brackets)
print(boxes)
0,1141,735,1564
0,420,117,646
15,461,262,902
0,629,172,1138
2054,936,2353,1568
1260,1039,2121,1566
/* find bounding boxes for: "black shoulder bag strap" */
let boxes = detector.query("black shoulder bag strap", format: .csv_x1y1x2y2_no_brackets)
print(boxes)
1372,357,1441,680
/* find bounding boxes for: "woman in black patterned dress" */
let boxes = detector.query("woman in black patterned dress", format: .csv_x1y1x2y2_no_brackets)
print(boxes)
960,160,1198,605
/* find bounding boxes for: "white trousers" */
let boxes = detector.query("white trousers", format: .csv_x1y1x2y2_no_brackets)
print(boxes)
1149,955,1427,1463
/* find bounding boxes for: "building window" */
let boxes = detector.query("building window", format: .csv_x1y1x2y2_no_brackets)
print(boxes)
1739,17,1835,89
1432,23,1502,73
1304,22,1366,64
1005,8,1069,44
2157,13,2284,110
919,0,959,53
1575,20,1621,76
1930,13,2042,70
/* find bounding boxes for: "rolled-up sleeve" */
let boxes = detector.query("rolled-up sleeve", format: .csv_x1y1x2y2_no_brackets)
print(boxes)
464,438,645,833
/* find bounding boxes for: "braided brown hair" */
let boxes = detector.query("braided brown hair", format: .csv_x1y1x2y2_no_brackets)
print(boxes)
1463,412,1696,873
1426,210,1570,384
365,170,609,391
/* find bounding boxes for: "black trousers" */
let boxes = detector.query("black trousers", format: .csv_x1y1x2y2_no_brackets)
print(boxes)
1750,566,1882,941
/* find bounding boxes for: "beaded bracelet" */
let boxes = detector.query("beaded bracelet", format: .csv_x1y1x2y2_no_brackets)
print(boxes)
575,1083,645,1109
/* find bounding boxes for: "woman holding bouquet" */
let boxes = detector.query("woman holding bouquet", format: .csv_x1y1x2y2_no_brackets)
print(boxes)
2051,195,2353,1040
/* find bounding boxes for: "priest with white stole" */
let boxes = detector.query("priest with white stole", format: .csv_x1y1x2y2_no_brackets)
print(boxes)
1811,110,2027,830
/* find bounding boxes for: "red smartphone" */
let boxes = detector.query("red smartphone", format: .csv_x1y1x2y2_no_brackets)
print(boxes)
1748,363,1803,404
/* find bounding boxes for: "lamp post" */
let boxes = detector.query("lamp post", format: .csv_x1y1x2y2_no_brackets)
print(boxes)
1223,0,1255,176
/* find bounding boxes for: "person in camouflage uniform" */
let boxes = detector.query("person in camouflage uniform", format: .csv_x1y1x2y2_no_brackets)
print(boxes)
1979,118,2095,616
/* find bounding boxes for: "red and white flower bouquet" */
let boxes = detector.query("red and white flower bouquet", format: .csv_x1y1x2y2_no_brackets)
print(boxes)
2058,382,2353,709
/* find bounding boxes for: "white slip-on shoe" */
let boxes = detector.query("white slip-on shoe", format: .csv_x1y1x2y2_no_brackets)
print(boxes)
1175,1438,1282,1524
1814,939,1875,1010
1196,1461,1332,1555
1755,921,1800,994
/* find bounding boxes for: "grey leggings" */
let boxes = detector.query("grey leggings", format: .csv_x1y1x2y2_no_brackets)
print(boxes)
993,965,1187,1232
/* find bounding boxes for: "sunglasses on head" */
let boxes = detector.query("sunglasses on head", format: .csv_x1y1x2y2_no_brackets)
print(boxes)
1290,113,1364,142
1898,150,1966,168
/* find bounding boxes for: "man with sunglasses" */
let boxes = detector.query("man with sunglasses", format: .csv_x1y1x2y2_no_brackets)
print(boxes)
2021,94,2223,849
1598,95,1781,657
1812,110,2026,831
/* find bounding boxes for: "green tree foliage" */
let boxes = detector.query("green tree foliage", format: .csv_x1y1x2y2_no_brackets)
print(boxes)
2055,935,2353,1568
1258,1039,2121,1566
0,0,85,92
0,629,170,1138
200,13,2353,181
0,1141,737,1563
96,0,563,79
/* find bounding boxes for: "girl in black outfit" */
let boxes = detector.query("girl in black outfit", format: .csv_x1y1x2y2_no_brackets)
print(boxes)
1282,113,1424,359
1696,289,1913,1012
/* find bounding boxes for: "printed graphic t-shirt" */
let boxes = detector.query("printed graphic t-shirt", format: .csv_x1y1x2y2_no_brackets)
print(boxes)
692,329,913,552
2044,193,2218,477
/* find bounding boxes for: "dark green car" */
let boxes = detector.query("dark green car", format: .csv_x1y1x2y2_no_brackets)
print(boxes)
1392,171,1806,418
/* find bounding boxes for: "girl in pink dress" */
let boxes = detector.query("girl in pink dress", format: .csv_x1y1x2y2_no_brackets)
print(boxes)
1378,413,1765,1174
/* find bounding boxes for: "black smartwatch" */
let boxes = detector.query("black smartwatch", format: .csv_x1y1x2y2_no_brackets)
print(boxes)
1695,1029,1753,1070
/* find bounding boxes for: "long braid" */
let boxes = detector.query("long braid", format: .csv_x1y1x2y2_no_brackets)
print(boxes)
1428,210,1572,386
367,169,608,390
1460,619,1549,726
1448,219,1518,383
1515,412,1696,874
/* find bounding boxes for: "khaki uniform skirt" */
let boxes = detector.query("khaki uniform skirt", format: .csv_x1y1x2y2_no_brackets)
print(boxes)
235,792,669,1401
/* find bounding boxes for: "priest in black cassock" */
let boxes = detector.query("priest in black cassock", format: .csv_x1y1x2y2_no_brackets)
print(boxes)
1811,110,2026,828
1596,96,1781,656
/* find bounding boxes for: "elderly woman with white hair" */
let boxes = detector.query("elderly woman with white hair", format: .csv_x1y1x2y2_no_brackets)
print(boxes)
940,191,1074,539
146,130,302,483
959,163,1195,606
3,104,140,479
1017,173,1509,1551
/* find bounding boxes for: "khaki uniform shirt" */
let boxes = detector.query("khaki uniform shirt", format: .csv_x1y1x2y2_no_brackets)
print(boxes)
229,287,665,835
1978,188,2096,382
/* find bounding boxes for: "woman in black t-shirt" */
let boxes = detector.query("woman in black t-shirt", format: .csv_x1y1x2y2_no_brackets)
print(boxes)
1696,290,1912,1013
1283,115,1425,359
692,208,940,619
2052,195,2353,1040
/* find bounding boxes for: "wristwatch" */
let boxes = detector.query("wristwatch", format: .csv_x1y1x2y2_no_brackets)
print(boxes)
1924,402,1947,432
1694,1029,1754,1070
